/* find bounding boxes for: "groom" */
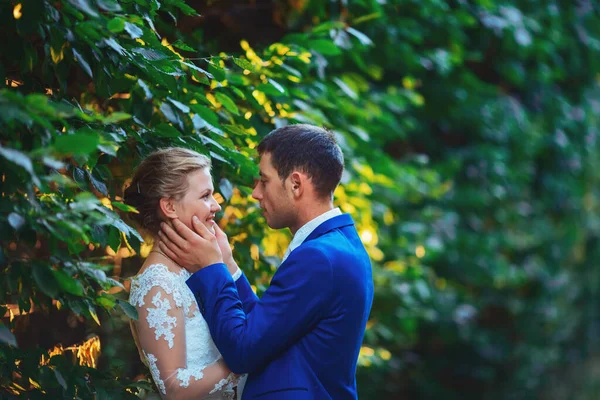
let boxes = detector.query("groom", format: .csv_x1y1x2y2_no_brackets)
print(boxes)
159,124,374,399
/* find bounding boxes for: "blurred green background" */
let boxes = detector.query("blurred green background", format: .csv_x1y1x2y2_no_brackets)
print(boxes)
2,0,600,398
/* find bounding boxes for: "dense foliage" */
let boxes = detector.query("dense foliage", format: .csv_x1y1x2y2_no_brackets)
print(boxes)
1,0,600,399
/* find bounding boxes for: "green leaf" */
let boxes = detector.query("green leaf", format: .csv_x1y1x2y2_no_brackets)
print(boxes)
104,112,132,124
53,369,67,390
86,169,108,196
215,92,239,115
208,63,226,82
168,97,190,113
309,39,341,56
192,71,210,85
231,87,246,99
105,38,126,55
223,123,248,137
311,21,345,34
219,178,233,200
72,191,101,211
108,226,121,252
82,265,107,284
233,57,253,71
172,40,195,51
154,122,181,137
126,380,153,390
268,79,286,94
280,63,302,78
189,104,219,126
170,0,199,16
124,22,143,39
112,217,144,243
72,48,93,78
160,102,179,125
209,150,230,165
138,79,153,99
351,12,381,25
107,17,125,33
111,201,138,213
180,61,213,79
132,47,170,61
33,264,60,298
88,302,101,325
68,0,99,17
0,146,36,179
258,81,286,96
97,0,122,11
53,269,85,296
54,132,100,155
98,139,119,157
96,293,116,309
8,213,25,230
0,323,17,347
107,277,125,290
153,61,184,76
117,299,138,320
346,27,373,46
76,21,102,41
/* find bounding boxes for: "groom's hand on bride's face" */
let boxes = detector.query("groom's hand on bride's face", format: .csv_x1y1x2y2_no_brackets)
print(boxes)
214,224,233,265
158,217,223,273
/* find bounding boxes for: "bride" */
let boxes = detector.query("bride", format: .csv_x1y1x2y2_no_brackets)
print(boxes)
124,147,242,399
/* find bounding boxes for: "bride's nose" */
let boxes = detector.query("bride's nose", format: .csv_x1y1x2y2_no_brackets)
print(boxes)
211,196,222,213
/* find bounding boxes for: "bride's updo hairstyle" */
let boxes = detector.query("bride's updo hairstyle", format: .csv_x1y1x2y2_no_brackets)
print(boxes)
123,147,211,236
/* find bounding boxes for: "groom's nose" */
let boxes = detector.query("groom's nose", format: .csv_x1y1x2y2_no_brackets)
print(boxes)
251,185,262,201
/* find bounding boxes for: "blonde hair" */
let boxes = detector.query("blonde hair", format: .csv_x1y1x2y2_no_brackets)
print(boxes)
123,147,211,235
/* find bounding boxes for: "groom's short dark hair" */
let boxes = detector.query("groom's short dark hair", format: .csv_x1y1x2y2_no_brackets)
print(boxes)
257,124,344,199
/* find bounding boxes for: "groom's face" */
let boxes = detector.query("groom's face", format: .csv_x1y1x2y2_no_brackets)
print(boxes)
252,152,296,230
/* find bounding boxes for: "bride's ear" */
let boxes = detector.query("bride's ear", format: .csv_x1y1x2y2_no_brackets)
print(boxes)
159,197,178,219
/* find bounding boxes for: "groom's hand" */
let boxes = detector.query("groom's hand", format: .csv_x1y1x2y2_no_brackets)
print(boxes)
214,224,240,276
158,217,223,273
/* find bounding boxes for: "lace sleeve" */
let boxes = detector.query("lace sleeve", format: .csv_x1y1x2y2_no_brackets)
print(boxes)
131,266,238,399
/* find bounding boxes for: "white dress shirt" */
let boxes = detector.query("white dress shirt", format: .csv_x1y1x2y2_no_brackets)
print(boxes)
282,208,342,263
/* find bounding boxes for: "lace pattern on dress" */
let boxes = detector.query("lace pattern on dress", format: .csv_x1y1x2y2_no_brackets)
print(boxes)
176,364,205,388
130,264,239,398
209,372,237,395
130,263,196,315
147,291,177,348
145,351,167,395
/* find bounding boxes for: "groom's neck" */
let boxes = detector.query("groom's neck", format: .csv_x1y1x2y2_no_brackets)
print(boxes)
289,200,334,235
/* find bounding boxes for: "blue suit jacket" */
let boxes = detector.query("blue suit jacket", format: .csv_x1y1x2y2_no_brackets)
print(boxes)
186,214,374,399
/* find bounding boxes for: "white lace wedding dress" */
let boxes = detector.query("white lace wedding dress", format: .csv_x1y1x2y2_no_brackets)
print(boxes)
129,263,239,399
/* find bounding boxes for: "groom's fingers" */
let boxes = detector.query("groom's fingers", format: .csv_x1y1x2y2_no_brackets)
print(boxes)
160,220,188,250
214,224,227,240
191,215,215,240
157,230,183,261
170,218,201,242
157,239,181,263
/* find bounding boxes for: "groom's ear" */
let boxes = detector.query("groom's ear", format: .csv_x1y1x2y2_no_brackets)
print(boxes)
159,197,178,219
289,171,305,199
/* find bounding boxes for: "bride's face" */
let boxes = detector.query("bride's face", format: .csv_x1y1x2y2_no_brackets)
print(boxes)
174,168,221,234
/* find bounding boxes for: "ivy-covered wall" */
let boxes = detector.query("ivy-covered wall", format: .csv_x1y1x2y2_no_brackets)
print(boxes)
1,0,600,398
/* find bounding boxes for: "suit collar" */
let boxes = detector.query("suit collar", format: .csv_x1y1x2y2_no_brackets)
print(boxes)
304,213,355,243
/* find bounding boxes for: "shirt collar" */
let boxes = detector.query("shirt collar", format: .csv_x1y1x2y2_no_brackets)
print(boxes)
282,208,342,263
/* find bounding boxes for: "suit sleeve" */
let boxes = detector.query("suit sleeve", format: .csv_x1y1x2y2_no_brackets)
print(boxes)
186,246,332,374
235,273,259,314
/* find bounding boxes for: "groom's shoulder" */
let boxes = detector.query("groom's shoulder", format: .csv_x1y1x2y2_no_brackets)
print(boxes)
303,227,363,260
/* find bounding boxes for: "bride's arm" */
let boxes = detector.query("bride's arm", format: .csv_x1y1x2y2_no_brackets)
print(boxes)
133,284,237,399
